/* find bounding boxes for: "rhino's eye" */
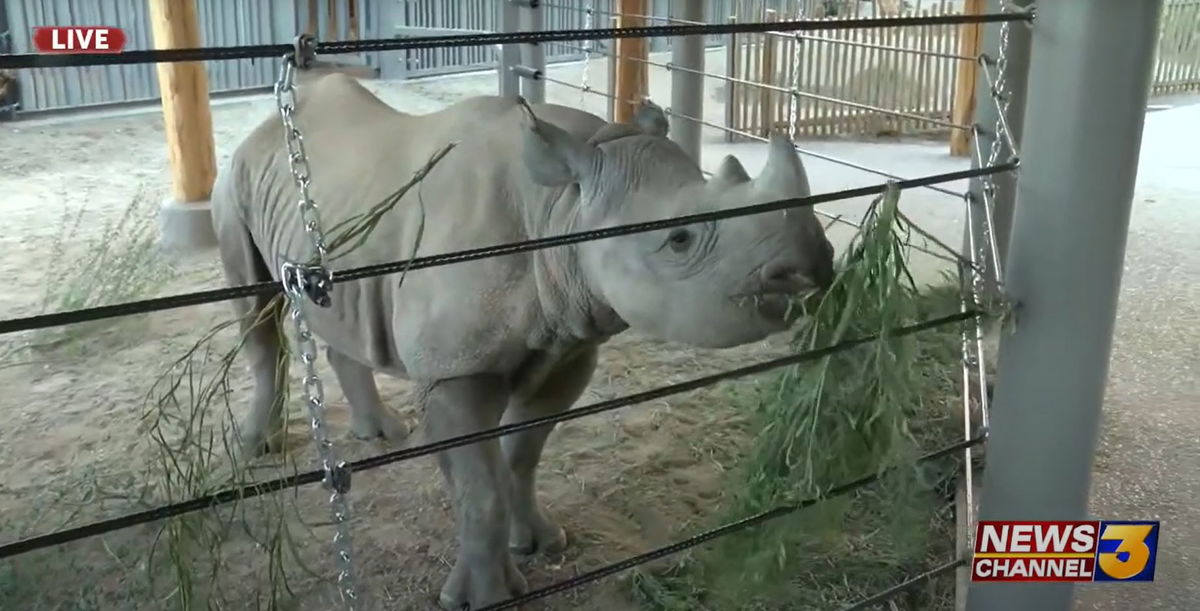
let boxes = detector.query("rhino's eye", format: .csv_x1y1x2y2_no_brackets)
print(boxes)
667,228,693,253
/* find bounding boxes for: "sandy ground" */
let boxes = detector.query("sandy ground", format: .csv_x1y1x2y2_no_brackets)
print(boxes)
0,47,1189,610
0,50,971,611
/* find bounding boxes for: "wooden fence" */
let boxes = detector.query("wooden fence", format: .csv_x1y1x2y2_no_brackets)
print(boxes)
727,0,1200,141
1153,0,1200,95
726,0,965,140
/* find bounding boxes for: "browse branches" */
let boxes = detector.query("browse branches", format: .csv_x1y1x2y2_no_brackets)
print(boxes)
132,146,448,610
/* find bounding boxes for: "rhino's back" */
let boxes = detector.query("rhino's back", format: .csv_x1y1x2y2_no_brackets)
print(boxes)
223,74,607,379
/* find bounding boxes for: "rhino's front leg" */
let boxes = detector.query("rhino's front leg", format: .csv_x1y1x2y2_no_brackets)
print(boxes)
325,346,413,442
501,346,597,556
423,375,527,610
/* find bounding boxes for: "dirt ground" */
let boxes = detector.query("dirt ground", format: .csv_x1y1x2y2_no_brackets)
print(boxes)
0,53,972,611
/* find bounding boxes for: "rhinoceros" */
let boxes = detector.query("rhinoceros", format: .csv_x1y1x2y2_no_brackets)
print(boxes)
210,72,834,609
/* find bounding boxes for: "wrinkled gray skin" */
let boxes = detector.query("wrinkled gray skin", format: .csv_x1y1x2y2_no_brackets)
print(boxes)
211,73,834,609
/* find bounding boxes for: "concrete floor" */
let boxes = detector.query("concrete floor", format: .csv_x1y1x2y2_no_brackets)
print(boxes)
1070,98,1200,611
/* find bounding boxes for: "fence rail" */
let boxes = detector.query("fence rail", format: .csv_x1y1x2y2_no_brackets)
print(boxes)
1153,0,1200,94
728,1,965,139
1,0,1199,125
727,0,1200,139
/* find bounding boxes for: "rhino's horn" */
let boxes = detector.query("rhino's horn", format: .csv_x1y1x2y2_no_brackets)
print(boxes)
756,130,810,194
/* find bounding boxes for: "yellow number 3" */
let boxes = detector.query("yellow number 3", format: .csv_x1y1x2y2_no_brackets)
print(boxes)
1097,524,1156,580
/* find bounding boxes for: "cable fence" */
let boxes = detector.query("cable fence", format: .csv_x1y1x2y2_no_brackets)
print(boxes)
0,7,1031,611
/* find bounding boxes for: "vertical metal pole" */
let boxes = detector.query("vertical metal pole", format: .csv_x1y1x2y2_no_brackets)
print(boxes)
520,0,547,104
965,0,1033,271
965,2,1165,611
607,15,618,123
724,16,738,144
499,0,521,98
669,0,705,161
373,0,403,80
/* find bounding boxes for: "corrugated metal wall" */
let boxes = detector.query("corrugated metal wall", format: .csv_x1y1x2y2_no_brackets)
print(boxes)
398,0,613,78
0,0,352,114
0,0,735,116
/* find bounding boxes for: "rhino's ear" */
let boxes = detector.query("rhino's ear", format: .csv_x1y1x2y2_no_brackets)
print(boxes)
709,154,751,187
754,131,811,195
632,99,669,137
519,101,599,187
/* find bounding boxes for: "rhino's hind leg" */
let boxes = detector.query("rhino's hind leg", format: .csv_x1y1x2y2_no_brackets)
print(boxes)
212,204,287,457
234,295,288,456
324,347,413,442
501,346,597,557
423,375,528,610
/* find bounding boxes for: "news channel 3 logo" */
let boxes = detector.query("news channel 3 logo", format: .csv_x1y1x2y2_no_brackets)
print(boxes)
1095,520,1160,582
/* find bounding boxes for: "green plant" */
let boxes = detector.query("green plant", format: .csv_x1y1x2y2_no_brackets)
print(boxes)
34,187,178,350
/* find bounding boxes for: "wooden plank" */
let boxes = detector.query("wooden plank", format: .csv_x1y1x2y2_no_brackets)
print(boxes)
306,0,319,36
348,0,359,41
613,0,649,123
147,0,217,204
943,2,955,122
759,10,776,136
327,0,339,42
725,17,740,142
949,0,984,156
917,9,932,133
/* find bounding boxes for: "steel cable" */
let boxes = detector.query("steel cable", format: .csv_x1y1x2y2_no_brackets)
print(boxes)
0,310,976,560
0,163,1013,337
0,13,1032,70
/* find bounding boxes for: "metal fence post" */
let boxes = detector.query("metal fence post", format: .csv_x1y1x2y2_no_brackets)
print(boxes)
519,0,547,104
498,0,521,98
965,1,1165,610
965,0,1033,273
669,0,706,161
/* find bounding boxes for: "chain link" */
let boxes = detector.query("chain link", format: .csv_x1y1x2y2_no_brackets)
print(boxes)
968,3,1017,302
788,26,803,141
273,50,360,610
580,1,594,105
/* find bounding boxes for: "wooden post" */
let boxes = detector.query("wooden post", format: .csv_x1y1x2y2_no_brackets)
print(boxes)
613,0,649,123
148,0,218,251
148,0,216,205
949,0,984,156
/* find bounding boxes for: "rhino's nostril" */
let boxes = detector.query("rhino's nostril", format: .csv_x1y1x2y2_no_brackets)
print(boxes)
760,260,809,294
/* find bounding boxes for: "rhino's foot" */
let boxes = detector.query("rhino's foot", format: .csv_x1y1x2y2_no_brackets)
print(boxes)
438,551,527,610
509,507,568,557
350,407,415,443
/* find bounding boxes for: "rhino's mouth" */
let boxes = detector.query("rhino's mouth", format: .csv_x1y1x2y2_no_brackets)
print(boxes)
731,291,803,324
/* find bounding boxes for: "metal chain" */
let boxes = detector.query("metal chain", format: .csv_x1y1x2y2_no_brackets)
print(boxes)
273,46,360,610
580,0,594,105
788,27,803,140
968,3,1016,302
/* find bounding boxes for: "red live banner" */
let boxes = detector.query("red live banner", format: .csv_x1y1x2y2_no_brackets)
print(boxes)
32,26,127,54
